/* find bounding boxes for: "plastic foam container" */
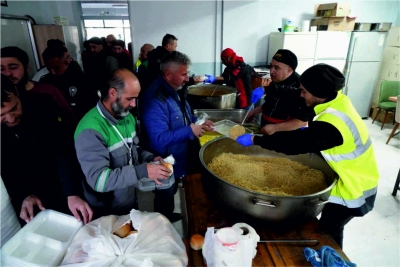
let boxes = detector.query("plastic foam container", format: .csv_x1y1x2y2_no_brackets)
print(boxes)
213,120,252,140
1,209,82,267
137,174,175,191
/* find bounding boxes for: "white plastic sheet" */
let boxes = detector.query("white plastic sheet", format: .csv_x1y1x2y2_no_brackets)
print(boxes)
61,209,187,267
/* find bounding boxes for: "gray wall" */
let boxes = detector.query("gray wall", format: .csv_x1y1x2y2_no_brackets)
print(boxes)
1,0,84,51
129,0,400,76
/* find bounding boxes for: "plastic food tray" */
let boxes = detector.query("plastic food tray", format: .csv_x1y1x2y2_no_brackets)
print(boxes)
1,209,82,267
137,174,175,192
213,120,252,140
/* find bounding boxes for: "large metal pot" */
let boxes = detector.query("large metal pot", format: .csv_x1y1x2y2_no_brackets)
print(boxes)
199,137,338,225
187,84,237,109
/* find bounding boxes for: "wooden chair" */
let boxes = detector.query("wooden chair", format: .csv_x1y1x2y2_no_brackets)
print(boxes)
372,81,400,130
386,95,400,144
392,169,400,196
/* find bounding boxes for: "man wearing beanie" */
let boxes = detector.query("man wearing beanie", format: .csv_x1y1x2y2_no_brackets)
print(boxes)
247,49,309,134
83,37,118,94
236,64,380,249
111,40,133,71
204,48,253,109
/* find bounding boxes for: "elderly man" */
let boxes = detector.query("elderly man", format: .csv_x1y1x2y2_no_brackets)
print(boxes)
1,74,92,225
40,45,98,120
135,43,154,72
105,34,117,50
247,49,309,135
236,64,380,248
74,69,170,219
204,48,253,109
140,51,214,222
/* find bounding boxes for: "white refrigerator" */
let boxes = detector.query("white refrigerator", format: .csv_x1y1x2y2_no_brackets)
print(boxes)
344,32,387,118
313,31,351,73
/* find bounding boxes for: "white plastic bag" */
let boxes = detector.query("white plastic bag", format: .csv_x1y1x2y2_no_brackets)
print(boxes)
195,112,210,125
61,209,187,267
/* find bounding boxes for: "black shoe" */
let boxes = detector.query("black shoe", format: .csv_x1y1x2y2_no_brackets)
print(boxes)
166,212,183,223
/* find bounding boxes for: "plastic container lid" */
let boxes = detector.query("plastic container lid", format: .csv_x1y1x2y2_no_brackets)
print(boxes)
213,120,253,140
1,209,82,267
136,174,175,192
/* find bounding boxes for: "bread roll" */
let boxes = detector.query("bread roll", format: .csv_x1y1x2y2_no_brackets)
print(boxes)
229,125,245,139
162,162,174,176
113,220,138,238
190,234,205,250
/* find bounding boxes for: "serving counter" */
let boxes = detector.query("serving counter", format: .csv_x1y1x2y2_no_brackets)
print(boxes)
183,173,350,266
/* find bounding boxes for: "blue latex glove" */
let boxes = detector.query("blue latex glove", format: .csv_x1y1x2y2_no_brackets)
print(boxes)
204,74,216,83
236,134,254,146
304,246,357,267
252,87,265,103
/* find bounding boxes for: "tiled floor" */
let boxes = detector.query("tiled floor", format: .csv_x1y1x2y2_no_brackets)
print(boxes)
344,118,399,267
138,117,400,267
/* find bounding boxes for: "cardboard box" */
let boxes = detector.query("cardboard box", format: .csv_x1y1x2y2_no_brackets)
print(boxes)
315,3,351,17
311,16,356,31
370,107,395,123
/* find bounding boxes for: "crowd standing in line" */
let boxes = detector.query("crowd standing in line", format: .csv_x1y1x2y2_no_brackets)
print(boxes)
1,29,377,242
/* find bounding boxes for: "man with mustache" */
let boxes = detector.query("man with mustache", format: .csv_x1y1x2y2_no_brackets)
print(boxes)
1,46,77,125
246,49,309,135
1,74,93,225
140,51,214,222
74,69,170,219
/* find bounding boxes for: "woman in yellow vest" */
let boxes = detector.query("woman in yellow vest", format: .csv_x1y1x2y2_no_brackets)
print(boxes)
236,64,380,249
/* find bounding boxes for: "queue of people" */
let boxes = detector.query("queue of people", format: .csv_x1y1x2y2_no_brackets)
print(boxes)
1,31,380,250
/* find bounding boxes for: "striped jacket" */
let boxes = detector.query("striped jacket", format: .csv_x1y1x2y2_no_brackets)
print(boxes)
74,101,154,212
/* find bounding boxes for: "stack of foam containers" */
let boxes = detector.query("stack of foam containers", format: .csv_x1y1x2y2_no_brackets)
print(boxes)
1,209,82,266
1,176,21,250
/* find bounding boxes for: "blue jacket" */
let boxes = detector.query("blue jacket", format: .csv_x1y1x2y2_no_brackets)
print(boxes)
140,76,197,178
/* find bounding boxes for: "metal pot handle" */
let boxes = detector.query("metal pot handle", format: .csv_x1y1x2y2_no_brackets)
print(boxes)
306,199,330,207
252,197,276,208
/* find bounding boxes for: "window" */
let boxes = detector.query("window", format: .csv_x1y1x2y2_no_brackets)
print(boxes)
84,19,131,45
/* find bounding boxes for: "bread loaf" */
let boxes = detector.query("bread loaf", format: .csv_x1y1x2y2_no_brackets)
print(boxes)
162,162,173,176
113,220,138,238
190,234,205,250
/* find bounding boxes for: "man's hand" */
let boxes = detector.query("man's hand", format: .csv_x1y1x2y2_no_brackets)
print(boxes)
146,164,171,185
202,120,215,131
193,76,205,84
190,123,206,138
252,87,265,104
153,156,164,163
20,195,45,223
236,134,254,146
261,124,277,135
67,196,93,224
203,74,216,84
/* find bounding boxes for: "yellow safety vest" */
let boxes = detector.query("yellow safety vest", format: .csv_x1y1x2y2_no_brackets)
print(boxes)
314,92,380,209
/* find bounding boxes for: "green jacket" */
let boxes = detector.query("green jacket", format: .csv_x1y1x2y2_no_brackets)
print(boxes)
74,101,154,212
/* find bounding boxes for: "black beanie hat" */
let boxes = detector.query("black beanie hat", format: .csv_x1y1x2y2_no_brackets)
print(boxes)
112,40,126,49
272,49,298,71
87,37,103,45
300,64,346,98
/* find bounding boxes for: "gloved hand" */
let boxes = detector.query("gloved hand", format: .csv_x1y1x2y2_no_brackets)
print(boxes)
204,74,216,83
251,87,264,103
236,134,254,146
